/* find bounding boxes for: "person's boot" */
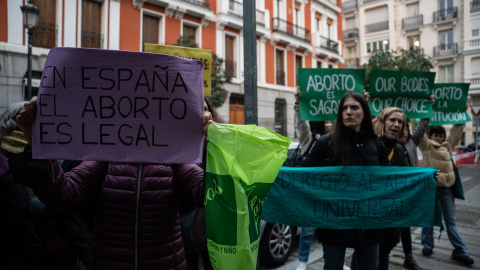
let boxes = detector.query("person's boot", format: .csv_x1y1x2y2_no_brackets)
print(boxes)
403,254,422,270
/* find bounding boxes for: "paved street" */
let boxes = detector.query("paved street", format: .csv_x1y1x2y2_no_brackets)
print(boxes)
260,165,480,270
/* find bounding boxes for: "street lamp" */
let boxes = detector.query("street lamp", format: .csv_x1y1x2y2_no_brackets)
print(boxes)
20,0,40,100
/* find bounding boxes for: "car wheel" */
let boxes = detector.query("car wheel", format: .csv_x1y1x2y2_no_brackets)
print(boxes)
259,222,296,267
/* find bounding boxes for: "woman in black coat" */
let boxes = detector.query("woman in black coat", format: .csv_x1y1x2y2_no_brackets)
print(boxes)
301,92,389,270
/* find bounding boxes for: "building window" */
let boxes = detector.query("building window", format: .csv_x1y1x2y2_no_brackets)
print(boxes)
276,49,285,85
408,35,420,51
295,54,302,85
439,0,453,10
367,39,389,53
472,17,480,37
225,35,236,78
317,61,322,68
183,24,197,42
438,65,454,83
327,18,333,39
32,0,56,48
315,12,322,32
82,0,103,48
274,98,286,136
142,14,160,49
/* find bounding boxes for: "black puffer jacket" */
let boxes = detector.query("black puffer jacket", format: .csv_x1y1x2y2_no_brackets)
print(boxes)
301,131,390,248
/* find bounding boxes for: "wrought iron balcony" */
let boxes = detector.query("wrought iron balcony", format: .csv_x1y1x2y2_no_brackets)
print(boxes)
225,59,236,78
365,21,388,33
402,15,423,29
343,28,358,39
433,43,458,57
272,17,310,42
276,70,285,86
319,36,339,53
180,0,209,8
472,1,480,13
228,0,242,18
343,0,357,12
345,58,359,68
433,7,457,22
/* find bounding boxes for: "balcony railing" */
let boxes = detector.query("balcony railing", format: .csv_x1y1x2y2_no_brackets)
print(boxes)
342,0,357,12
471,1,480,13
319,36,339,53
402,15,423,29
365,21,388,33
343,28,358,39
272,17,310,42
363,0,378,3
433,7,458,22
345,58,359,68
180,0,209,8
225,59,236,78
256,9,265,26
469,75,480,86
228,0,242,18
276,70,285,85
433,43,458,57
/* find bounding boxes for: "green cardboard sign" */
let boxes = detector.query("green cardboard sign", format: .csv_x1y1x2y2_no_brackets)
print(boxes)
205,124,289,270
298,68,365,121
262,166,438,229
430,83,471,125
368,70,435,118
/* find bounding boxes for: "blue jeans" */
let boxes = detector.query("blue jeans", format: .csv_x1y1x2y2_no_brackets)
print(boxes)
323,243,378,270
298,227,315,262
421,187,469,257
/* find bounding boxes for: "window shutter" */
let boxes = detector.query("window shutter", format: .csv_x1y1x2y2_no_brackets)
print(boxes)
315,12,322,20
327,18,333,25
295,2,301,10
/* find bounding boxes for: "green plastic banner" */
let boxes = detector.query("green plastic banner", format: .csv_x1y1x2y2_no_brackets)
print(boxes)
298,68,365,121
205,124,290,270
262,166,438,229
430,83,471,125
368,70,436,118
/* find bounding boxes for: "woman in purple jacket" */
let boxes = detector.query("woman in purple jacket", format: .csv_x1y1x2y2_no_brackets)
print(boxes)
9,97,214,270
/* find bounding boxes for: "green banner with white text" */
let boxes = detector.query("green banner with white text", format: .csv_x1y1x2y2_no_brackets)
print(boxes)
368,70,435,118
262,166,438,229
429,83,471,125
298,68,365,121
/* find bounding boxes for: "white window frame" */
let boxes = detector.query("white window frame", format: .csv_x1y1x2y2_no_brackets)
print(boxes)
140,9,165,48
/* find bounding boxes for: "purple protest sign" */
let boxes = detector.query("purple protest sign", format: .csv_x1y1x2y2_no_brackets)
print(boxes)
32,47,205,163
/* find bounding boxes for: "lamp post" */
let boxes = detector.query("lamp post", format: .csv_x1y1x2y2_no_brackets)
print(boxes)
20,0,40,100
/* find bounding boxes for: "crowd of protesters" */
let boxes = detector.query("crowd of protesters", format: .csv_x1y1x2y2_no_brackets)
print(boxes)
1,86,475,270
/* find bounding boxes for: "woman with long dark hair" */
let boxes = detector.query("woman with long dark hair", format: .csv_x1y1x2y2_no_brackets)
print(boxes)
301,92,389,270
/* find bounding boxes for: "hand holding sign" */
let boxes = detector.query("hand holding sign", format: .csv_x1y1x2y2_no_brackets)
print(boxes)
15,96,37,147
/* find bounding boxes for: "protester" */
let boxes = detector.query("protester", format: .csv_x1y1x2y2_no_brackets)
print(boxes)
293,87,335,270
396,118,430,270
372,107,409,270
9,96,214,270
178,98,220,270
301,92,389,270
0,101,42,269
419,123,474,265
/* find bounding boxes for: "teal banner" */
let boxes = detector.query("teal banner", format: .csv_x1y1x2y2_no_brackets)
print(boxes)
262,166,438,229
298,68,365,121
430,83,471,125
368,70,435,118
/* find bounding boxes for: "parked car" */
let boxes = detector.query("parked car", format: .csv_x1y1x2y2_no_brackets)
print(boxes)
464,142,480,152
258,141,301,267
